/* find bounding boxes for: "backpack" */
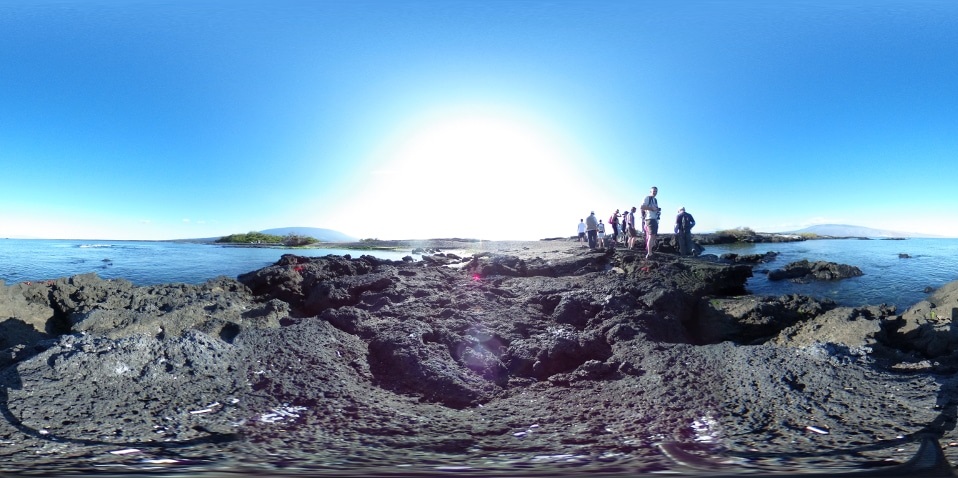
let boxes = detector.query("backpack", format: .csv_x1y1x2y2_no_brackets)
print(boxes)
609,214,616,224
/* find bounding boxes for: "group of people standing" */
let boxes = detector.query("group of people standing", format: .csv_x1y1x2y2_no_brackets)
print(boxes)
578,186,697,258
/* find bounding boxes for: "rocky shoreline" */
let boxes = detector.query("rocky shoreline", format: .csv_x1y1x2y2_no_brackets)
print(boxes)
0,237,956,475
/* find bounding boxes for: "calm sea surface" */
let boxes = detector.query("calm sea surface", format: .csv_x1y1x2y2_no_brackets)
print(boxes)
1,238,955,311
0,239,411,287
703,237,958,310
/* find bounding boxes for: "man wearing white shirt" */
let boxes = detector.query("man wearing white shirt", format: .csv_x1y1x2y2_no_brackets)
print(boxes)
640,186,660,259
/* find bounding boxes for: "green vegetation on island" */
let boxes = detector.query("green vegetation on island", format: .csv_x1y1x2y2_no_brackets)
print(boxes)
712,226,820,240
714,227,757,239
702,226,820,245
216,231,319,247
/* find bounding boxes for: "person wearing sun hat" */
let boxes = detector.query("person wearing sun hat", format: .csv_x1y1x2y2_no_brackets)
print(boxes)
674,206,696,256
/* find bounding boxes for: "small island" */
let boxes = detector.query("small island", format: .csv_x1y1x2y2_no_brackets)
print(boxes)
215,231,319,247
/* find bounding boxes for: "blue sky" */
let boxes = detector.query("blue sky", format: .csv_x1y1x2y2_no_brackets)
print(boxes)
2,0,957,240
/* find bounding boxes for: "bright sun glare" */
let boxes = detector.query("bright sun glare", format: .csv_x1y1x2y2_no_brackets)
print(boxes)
342,110,600,240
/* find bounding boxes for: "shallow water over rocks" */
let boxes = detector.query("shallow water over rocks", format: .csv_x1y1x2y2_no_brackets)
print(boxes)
704,238,958,310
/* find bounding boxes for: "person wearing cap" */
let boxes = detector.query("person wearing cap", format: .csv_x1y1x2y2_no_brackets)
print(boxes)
674,206,696,256
585,211,599,249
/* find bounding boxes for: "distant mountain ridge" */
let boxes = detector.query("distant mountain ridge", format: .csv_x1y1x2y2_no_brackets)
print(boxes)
783,224,936,238
259,227,356,243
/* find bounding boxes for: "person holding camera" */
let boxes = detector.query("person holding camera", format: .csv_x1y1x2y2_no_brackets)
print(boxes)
640,186,660,259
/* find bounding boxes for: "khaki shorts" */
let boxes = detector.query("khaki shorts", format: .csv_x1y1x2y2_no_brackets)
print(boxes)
645,219,659,235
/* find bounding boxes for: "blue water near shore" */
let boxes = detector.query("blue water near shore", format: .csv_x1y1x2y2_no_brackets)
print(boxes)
0,239,411,287
703,237,958,311
1,238,955,312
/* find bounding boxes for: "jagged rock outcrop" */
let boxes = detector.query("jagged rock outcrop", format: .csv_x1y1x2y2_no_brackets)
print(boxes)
692,294,838,345
236,250,728,407
774,304,898,358
716,251,779,264
767,259,864,281
881,281,958,360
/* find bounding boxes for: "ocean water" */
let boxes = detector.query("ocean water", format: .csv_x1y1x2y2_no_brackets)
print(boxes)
703,237,958,311
0,239,411,287
1,238,955,312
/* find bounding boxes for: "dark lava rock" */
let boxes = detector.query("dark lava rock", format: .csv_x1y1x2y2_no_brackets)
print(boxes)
718,251,779,264
767,259,864,281
0,244,956,474
882,281,958,359
692,294,839,345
